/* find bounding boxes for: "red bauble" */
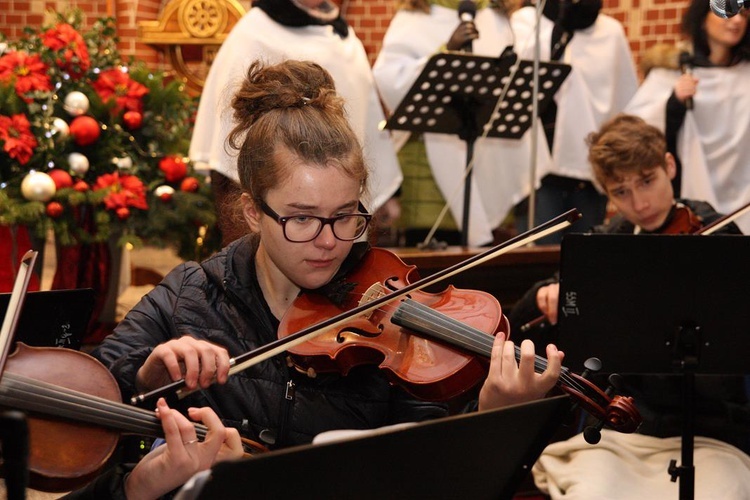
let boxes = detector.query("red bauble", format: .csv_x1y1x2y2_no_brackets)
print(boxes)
73,180,89,192
180,176,200,193
48,169,74,189
46,201,64,218
69,116,101,146
123,111,143,130
116,207,130,220
159,156,188,183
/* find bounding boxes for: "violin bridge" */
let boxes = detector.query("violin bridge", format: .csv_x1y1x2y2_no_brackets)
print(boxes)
359,283,387,320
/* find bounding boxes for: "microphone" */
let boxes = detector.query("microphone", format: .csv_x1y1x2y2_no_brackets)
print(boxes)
458,0,476,53
679,51,694,111
710,0,745,18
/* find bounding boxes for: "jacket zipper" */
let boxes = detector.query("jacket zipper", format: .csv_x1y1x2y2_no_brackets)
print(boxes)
277,379,296,446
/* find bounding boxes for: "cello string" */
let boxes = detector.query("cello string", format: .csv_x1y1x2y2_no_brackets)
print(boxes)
0,372,211,438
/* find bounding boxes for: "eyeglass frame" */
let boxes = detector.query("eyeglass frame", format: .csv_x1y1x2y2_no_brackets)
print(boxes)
258,200,372,242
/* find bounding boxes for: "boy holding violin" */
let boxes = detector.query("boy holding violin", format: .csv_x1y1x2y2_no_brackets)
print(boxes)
510,113,741,333
509,114,750,498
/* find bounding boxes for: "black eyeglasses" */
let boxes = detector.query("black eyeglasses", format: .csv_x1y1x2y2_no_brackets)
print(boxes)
259,200,372,243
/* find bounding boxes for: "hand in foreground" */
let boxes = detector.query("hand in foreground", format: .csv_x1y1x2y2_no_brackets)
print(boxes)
674,73,698,104
477,333,563,411
125,398,243,500
136,336,231,392
536,283,560,325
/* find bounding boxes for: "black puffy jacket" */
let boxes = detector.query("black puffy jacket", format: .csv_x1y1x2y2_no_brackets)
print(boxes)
93,237,448,448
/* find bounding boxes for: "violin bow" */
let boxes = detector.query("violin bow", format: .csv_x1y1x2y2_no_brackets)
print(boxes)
131,209,581,405
0,250,38,382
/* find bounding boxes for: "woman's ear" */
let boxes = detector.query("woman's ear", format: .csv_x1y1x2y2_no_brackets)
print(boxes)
241,193,261,233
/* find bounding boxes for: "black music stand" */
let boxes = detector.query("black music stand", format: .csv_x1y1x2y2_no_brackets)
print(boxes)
385,50,570,246
556,234,750,500
178,396,570,500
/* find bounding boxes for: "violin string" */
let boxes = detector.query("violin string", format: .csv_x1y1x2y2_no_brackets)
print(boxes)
393,300,587,394
0,372,210,439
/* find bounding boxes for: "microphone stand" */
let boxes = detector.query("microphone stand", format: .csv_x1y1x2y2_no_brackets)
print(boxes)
527,0,547,235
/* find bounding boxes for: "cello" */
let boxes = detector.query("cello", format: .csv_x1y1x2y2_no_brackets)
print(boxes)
0,252,265,492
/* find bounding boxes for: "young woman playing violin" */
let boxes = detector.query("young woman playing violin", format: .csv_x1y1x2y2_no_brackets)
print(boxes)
92,59,563,451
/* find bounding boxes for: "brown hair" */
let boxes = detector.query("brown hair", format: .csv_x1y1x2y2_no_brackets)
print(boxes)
227,60,368,205
586,114,667,188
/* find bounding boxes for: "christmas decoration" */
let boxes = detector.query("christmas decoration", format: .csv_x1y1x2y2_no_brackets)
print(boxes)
69,115,100,146
46,201,63,218
154,184,175,202
63,91,90,116
51,117,70,139
21,171,56,201
122,110,142,130
180,176,200,193
48,168,73,189
68,152,90,176
0,11,219,260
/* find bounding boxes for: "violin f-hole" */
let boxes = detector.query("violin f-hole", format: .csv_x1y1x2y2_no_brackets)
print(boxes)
335,325,383,343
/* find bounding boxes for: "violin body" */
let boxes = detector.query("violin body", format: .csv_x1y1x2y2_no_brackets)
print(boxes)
2,343,120,491
278,247,506,401
660,203,703,234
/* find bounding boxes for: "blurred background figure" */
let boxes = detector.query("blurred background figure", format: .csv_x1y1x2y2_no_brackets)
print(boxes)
190,0,402,245
626,0,750,233
510,0,638,243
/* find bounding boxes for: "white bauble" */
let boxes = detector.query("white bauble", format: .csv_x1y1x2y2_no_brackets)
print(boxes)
51,117,70,139
154,185,175,199
68,152,90,176
21,171,57,202
63,91,90,116
115,156,133,171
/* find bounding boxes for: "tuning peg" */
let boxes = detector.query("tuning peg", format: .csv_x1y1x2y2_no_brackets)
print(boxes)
581,357,602,379
584,419,604,444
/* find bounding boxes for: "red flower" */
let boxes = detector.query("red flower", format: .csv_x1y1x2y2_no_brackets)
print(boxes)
42,23,91,77
94,172,148,212
0,113,38,165
0,51,53,99
92,68,148,114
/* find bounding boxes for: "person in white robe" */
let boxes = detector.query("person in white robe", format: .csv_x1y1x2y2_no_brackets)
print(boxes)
510,0,638,242
625,0,750,234
373,0,551,247
189,0,402,243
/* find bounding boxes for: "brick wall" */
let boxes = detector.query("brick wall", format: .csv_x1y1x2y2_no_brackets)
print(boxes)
0,0,689,78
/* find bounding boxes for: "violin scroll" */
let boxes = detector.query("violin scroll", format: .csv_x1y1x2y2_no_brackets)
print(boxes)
561,360,641,444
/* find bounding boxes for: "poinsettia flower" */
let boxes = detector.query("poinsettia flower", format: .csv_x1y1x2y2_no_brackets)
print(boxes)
0,113,38,165
92,68,148,114
42,23,91,77
94,172,148,211
0,51,53,99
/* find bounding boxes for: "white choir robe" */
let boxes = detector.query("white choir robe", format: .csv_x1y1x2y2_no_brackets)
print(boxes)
625,63,750,233
373,5,551,246
189,7,402,212
510,6,638,184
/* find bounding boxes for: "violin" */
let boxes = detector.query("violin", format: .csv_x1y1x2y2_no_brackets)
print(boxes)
278,247,641,441
0,343,266,492
659,203,704,234
133,209,582,404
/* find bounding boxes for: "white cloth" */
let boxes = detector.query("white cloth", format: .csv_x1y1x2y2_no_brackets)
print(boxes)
189,7,402,212
532,429,750,500
625,63,750,233
510,7,638,183
373,6,549,246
